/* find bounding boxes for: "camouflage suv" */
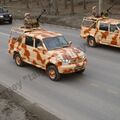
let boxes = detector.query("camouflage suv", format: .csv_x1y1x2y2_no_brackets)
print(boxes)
8,27,87,81
80,16,120,47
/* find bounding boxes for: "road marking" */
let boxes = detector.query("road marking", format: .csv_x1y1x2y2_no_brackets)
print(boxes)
107,89,119,95
90,83,120,96
90,83,99,88
0,32,9,36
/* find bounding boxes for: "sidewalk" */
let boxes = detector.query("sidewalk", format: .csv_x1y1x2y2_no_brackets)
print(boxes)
0,84,60,120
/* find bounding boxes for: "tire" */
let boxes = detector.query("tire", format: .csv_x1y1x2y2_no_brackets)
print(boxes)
87,36,97,47
47,65,61,81
14,54,24,67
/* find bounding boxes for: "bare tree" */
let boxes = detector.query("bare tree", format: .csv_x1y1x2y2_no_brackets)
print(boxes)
64,0,68,9
54,0,59,15
70,0,74,15
35,0,40,6
83,0,86,9
3,0,6,5
46,0,52,14
25,0,30,9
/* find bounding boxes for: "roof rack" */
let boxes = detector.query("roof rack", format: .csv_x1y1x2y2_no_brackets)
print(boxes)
83,16,107,21
11,26,46,34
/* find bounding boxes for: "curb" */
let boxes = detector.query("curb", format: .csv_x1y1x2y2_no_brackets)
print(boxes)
0,84,61,120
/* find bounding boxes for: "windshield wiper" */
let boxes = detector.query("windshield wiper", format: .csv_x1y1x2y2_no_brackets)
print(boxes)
51,47,61,50
62,45,69,48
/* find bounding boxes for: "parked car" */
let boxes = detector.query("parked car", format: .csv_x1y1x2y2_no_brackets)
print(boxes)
0,7,12,24
8,27,87,81
80,16,120,48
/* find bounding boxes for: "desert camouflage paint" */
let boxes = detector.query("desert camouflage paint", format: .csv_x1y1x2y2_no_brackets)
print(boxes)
8,27,87,74
81,16,120,47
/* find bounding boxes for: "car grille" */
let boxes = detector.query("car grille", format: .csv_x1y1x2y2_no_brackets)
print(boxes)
3,14,9,18
70,58,83,64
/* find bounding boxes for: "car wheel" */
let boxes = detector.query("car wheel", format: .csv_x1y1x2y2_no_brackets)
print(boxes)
47,65,61,81
15,54,24,67
87,36,97,47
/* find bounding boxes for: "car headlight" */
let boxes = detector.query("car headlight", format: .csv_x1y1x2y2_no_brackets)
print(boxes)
62,59,71,65
0,16,4,18
9,14,12,17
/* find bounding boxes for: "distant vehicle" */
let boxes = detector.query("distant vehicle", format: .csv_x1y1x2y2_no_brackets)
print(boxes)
0,7,12,24
8,27,87,81
80,16,120,48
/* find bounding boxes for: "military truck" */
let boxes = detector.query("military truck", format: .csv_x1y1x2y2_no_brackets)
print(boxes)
8,27,87,81
80,16,120,48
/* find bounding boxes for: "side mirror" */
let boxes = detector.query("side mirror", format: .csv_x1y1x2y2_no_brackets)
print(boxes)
38,46,47,54
38,46,43,50
69,41,72,46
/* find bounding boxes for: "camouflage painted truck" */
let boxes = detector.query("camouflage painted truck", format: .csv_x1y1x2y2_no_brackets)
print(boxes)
80,16,120,47
8,27,87,81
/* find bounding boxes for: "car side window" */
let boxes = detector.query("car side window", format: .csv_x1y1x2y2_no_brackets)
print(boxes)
99,23,109,31
35,39,43,48
110,24,118,32
25,36,33,47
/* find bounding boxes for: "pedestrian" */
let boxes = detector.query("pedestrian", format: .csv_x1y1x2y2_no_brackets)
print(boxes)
92,6,97,17
24,13,33,28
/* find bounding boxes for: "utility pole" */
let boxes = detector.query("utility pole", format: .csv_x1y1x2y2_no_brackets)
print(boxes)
98,0,102,15
64,0,67,9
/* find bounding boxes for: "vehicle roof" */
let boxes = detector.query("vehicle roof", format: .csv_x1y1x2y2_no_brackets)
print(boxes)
83,16,120,24
100,18,120,24
11,27,62,40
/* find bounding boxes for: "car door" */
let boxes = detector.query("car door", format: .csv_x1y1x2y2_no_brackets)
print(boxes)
107,24,120,46
97,22,109,44
81,19,96,39
32,38,46,68
21,36,34,63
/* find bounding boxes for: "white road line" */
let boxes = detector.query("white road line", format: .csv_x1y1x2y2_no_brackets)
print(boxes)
0,32,9,36
107,89,119,95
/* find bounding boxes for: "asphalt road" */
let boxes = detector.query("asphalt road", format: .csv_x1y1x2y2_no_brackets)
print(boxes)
0,21,120,120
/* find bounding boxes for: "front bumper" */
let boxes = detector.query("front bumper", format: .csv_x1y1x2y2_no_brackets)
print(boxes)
80,34,88,40
0,17,12,22
58,59,87,74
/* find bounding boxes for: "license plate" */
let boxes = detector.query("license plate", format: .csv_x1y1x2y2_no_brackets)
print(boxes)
5,18,9,20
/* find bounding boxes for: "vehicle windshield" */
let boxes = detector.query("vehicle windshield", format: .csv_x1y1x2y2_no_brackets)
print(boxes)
43,36,69,50
117,24,120,29
0,7,8,13
82,20,96,28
